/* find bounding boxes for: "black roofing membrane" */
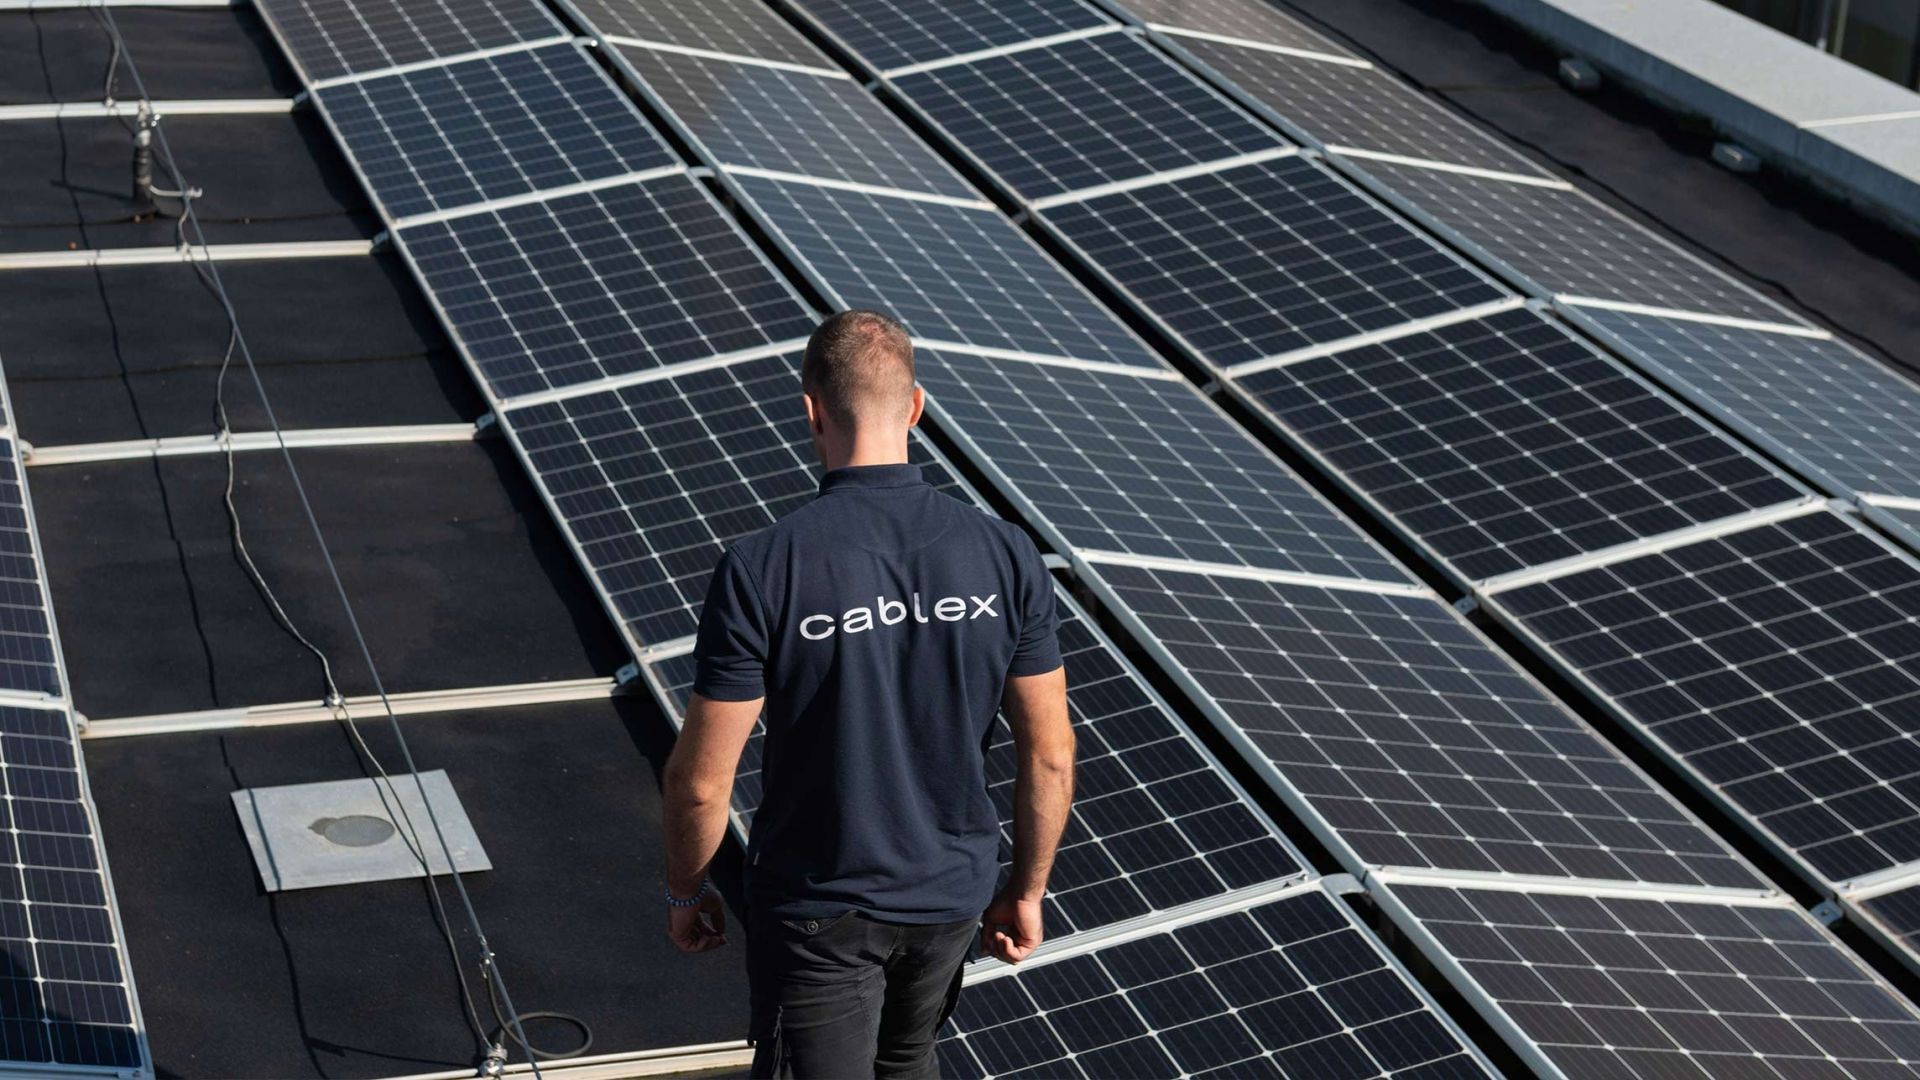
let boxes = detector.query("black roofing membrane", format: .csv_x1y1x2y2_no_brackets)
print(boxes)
0,111,377,253
0,254,482,446
0,8,298,104
84,696,750,1079
33,440,626,720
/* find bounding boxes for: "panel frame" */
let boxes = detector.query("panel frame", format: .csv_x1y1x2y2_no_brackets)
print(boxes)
1475,499,1920,896
877,26,1292,205
1216,304,1818,593
714,166,1165,372
602,38,982,202
1368,872,1920,1080
1030,153,1518,376
1341,158,1808,331
0,363,151,1077
945,875,1502,1077
310,38,682,222
1557,301,1920,505
916,345,1416,587
1070,551,1777,899
1140,25,1558,184
1862,495,1920,559
250,0,571,87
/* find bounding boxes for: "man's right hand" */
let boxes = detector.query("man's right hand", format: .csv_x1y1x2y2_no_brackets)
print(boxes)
980,890,1044,964
668,890,728,953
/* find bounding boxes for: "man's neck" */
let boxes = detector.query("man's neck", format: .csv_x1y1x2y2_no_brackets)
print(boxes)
823,437,910,471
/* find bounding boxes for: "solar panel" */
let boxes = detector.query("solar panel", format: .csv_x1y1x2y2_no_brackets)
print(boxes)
1080,558,1769,891
0,701,142,1069
939,884,1493,1080
1853,883,1920,974
1163,34,1551,177
1382,882,1920,1080
649,594,1308,939
505,352,971,648
316,43,676,221
1354,159,1803,326
916,347,1410,582
399,173,815,401
618,45,978,199
790,0,1113,74
559,0,835,70
1233,307,1807,584
0,442,59,701
255,0,565,83
1572,307,1920,501
1040,155,1511,369
730,170,1161,369
1107,0,1358,56
1486,509,1920,885
890,32,1284,202
1869,501,1920,557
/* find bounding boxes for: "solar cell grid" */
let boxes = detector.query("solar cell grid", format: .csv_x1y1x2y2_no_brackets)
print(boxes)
1234,307,1806,583
1575,308,1920,501
1870,502,1920,557
917,347,1408,582
1489,509,1920,884
0,442,59,700
0,703,140,1069
257,0,565,83
1108,0,1357,55
1357,159,1802,325
1083,559,1765,890
730,170,1161,369
1165,34,1551,177
505,353,964,648
1041,155,1510,369
1387,883,1920,1080
649,597,1307,939
1857,884,1920,971
318,44,676,221
792,0,1113,74
561,0,835,70
890,32,1285,202
939,886,1492,1079
620,46,977,199
400,173,815,401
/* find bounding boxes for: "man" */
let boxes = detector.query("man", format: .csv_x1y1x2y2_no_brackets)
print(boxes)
660,310,1075,1078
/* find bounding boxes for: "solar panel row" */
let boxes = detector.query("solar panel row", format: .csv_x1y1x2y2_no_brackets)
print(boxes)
647,592,1310,944
0,375,141,1067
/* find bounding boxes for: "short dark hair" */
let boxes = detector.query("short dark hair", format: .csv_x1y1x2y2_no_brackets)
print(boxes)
801,310,915,427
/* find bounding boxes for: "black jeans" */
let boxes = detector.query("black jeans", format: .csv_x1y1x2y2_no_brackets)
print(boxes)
747,907,975,1079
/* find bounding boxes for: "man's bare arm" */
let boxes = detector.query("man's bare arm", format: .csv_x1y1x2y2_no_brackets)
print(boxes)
661,692,761,952
983,666,1073,964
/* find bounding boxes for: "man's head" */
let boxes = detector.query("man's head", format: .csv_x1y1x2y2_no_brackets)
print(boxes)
800,310,924,468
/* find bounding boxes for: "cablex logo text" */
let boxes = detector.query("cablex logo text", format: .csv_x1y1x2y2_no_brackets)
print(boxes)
799,593,1000,640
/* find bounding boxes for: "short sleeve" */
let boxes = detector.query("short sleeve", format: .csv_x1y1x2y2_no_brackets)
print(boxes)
1008,532,1062,677
691,548,770,701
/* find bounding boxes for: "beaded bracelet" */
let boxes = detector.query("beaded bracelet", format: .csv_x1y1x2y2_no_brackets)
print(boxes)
665,878,711,908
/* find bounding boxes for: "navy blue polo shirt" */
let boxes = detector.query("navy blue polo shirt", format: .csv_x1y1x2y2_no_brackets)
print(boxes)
692,463,1062,923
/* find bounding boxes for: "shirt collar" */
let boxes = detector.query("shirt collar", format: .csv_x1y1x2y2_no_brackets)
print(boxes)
818,463,925,495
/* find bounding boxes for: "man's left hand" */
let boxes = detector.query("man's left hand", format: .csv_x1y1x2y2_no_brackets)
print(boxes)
668,891,728,953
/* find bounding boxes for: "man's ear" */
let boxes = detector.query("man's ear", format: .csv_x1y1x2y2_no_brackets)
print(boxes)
803,392,825,435
906,385,925,428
